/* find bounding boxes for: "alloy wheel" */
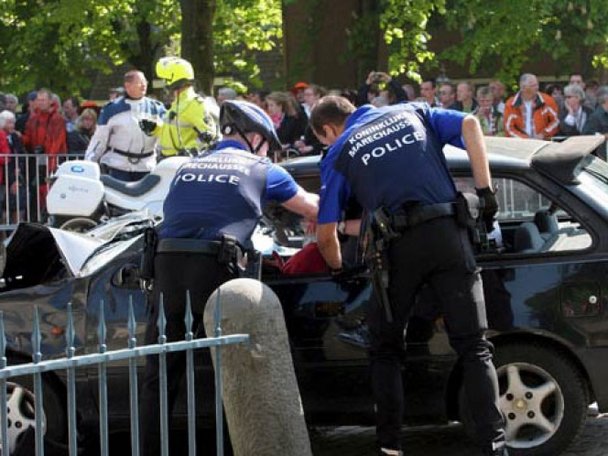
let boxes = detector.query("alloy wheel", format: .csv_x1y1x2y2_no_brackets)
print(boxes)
498,362,564,449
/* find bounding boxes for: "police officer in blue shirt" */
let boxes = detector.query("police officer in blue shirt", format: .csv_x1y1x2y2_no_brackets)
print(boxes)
310,96,506,456
140,100,319,455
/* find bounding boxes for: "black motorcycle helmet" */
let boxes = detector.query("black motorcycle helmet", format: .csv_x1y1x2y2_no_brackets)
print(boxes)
220,100,282,154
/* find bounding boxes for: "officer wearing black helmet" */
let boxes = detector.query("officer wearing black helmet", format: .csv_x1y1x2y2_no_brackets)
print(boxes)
140,100,318,455
310,96,506,456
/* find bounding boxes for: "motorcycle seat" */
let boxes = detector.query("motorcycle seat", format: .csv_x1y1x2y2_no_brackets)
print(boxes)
101,174,161,197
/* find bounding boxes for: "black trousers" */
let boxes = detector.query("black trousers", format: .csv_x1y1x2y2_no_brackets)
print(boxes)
368,217,505,451
140,251,237,455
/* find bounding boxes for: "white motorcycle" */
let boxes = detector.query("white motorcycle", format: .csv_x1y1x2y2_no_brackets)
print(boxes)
46,157,189,231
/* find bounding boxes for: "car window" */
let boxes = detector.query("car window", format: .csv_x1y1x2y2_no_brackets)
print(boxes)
453,176,555,221
578,156,608,203
453,176,592,255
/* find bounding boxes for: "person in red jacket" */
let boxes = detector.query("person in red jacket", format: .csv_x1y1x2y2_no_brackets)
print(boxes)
22,88,67,219
504,73,560,139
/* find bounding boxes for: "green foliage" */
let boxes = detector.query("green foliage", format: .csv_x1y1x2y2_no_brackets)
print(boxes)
214,0,283,88
379,0,446,81
0,0,281,97
0,0,180,96
374,0,608,83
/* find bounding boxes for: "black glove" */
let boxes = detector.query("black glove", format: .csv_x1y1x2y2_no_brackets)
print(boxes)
198,131,215,144
476,186,498,231
139,119,158,136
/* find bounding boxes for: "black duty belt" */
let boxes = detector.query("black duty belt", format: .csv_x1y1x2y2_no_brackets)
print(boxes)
157,238,223,255
391,202,455,230
108,147,154,159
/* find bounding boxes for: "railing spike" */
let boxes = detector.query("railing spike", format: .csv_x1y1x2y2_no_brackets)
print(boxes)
214,287,222,338
32,305,41,363
66,302,75,358
157,293,167,345
98,299,107,354
0,311,6,365
185,290,193,341
128,295,137,349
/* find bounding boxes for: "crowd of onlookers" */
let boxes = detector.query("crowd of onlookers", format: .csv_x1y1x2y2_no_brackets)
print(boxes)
0,70,607,226
400,72,607,140
0,89,101,225
220,71,608,158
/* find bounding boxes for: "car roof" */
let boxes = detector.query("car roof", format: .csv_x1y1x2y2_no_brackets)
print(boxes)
283,136,604,185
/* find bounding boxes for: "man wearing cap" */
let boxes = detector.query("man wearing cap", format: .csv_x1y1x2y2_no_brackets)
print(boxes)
140,99,318,455
85,70,165,181
292,81,309,105
140,56,217,158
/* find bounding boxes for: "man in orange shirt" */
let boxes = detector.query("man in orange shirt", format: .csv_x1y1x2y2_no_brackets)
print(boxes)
504,74,559,139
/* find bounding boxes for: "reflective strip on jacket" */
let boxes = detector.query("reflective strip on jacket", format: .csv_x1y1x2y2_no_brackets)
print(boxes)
503,91,560,139
155,86,216,156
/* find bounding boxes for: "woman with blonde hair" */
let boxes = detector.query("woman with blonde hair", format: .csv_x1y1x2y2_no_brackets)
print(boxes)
68,108,97,154
265,91,307,149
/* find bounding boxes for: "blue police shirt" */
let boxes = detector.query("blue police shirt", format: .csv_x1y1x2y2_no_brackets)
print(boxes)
318,102,466,224
160,139,299,247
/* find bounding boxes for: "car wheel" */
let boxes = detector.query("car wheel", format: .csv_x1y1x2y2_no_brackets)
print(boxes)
1,375,67,454
59,217,97,233
459,343,588,456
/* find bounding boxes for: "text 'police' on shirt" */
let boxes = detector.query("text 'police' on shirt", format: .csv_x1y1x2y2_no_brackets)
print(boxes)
345,111,426,166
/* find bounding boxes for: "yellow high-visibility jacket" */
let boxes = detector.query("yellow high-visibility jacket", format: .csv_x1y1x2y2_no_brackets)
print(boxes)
154,86,216,157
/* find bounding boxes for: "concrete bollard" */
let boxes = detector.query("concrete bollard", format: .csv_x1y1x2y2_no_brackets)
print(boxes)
203,278,312,456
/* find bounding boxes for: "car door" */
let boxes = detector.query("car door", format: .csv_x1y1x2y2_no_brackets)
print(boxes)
84,248,149,424
267,270,375,422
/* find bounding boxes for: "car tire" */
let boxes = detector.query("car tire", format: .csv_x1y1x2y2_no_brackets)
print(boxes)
459,343,588,456
2,373,68,454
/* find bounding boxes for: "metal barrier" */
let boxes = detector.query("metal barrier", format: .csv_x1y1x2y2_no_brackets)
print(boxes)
0,290,248,456
0,153,85,230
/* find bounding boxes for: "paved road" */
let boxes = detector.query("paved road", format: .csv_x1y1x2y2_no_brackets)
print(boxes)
106,409,608,455
310,411,608,455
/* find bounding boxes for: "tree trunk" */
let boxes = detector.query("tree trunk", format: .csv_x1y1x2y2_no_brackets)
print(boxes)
131,20,156,82
180,0,216,95
357,0,382,82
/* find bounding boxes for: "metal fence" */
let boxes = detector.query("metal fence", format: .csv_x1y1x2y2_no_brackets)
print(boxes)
0,153,85,230
0,291,248,456
0,139,606,231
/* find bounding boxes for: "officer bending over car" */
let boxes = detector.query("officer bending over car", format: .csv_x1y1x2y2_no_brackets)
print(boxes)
310,95,507,456
140,100,319,455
